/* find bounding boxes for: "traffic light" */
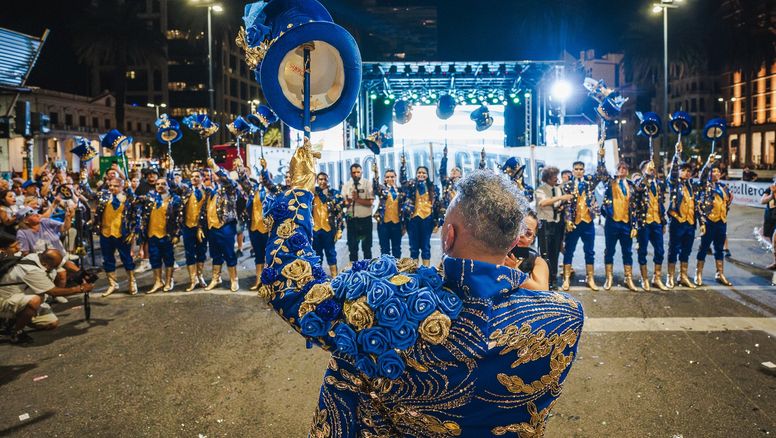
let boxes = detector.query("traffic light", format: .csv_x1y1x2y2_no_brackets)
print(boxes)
0,116,13,138
31,112,50,135
14,100,30,137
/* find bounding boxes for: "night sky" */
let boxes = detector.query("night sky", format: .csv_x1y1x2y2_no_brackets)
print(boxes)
0,0,700,95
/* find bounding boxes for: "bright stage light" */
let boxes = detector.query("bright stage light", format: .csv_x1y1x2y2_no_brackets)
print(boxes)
383,98,391,105
369,93,377,100
393,104,505,147
512,97,520,104
469,98,478,104
551,80,572,102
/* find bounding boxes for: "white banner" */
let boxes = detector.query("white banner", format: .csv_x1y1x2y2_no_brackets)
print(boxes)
723,180,771,209
247,141,619,191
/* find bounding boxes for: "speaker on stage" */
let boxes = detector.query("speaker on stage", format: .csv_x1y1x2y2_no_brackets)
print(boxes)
239,0,362,132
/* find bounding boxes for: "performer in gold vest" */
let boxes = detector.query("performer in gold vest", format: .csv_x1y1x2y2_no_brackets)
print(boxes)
139,178,182,293
373,164,404,259
203,158,240,292
236,158,277,289
170,168,209,291
83,177,139,297
695,156,733,286
400,153,441,267
312,171,345,276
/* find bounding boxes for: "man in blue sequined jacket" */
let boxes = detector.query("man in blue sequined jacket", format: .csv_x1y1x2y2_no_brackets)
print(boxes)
201,158,241,292
258,142,584,437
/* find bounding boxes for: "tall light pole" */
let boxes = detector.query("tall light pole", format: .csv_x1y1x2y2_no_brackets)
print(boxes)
190,1,223,114
652,1,681,121
146,102,167,119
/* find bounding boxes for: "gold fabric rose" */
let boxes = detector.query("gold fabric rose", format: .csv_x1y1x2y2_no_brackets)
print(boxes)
282,259,313,285
304,283,334,305
343,296,375,331
396,258,419,273
263,216,274,230
276,219,296,239
298,301,317,318
419,311,451,345
258,284,274,300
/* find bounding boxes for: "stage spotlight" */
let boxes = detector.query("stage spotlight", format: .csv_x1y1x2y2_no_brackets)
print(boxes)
436,94,456,120
481,64,490,74
448,64,456,74
434,65,442,75
469,97,478,104
512,97,520,104
388,65,398,75
524,92,532,98
369,93,377,100
491,97,499,104
388,93,395,99
383,98,391,105
464,65,473,75
418,65,427,75
551,80,572,102
487,91,495,98
430,91,437,99
509,91,517,98
404,65,412,74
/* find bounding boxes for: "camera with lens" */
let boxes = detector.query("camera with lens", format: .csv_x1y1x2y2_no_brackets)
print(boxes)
65,268,102,287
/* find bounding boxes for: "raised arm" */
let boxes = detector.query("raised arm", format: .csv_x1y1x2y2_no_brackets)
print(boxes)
259,144,461,379
439,146,448,183
399,151,408,186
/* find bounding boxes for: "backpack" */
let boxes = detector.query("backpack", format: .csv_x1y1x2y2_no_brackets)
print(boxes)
0,256,41,287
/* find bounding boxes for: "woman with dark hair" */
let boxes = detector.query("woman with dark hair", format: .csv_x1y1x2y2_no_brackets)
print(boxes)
509,209,550,290
0,189,20,235
400,154,441,266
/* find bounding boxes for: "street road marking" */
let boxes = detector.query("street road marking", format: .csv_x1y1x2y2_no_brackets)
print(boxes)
567,285,773,292
585,317,776,336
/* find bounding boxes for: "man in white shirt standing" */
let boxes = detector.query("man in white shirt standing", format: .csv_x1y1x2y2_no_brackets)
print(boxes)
342,163,374,264
535,166,573,290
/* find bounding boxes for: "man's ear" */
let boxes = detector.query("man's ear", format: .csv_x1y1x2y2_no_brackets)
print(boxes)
442,223,456,254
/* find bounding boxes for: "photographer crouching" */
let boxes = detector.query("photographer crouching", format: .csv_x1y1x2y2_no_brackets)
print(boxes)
0,244,96,344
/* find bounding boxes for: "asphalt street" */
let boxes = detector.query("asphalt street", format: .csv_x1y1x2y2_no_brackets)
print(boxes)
1,205,775,437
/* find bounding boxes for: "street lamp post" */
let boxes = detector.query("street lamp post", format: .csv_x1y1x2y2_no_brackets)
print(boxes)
653,1,681,156
190,1,223,114
146,102,167,119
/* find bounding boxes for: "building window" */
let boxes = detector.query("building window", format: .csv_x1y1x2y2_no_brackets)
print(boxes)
50,112,59,125
146,123,151,133
153,70,162,91
127,122,132,131
152,0,160,13
92,117,98,129
691,99,697,112
126,70,136,79
699,98,705,112
79,115,86,127
106,98,112,107
105,119,111,129
166,29,188,40
65,114,73,127
169,82,187,91
137,122,142,131
230,101,238,114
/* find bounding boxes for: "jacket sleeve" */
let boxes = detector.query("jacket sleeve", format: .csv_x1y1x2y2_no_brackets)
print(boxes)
259,188,462,379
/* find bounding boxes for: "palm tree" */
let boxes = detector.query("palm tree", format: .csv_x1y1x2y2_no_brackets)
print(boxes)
73,0,165,133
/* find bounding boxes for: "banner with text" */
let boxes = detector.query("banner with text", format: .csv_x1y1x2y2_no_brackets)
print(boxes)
247,141,619,190
723,180,771,209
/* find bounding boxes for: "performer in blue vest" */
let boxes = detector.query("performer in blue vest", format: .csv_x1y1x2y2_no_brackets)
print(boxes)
633,159,669,291
372,162,404,259
597,150,638,291
400,152,441,267
138,177,182,293
202,158,241,292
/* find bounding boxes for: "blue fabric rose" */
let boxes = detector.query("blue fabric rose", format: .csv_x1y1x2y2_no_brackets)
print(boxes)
358,327,391,355
377,350,406,379
331,271,352,300
260,267,280,285
351,260,370,272
396,275,420,297
376,296,407,330
288,232,309,252
312,264,327,280
300,312,328,338
366,279,396,308
406,287,437,322
435,290,463,319
416,266,443,290
271,202,294,221
355,354,378,378
345,271,370,300
315,298,342,322
390,322,418,350
333,323,358,356
368,255,398,278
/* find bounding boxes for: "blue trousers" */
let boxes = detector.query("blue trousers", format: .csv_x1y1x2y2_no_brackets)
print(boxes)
313,229,337,266
208,221,237,267
637,222,665,265
604,219,633,266
148,236,175,269
563,221,595,265
668,219,695,263
249,230,269,265
697,220,726,262
408,216,434,260
182,226,208,266
377,222,402,259
100,235,135,272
